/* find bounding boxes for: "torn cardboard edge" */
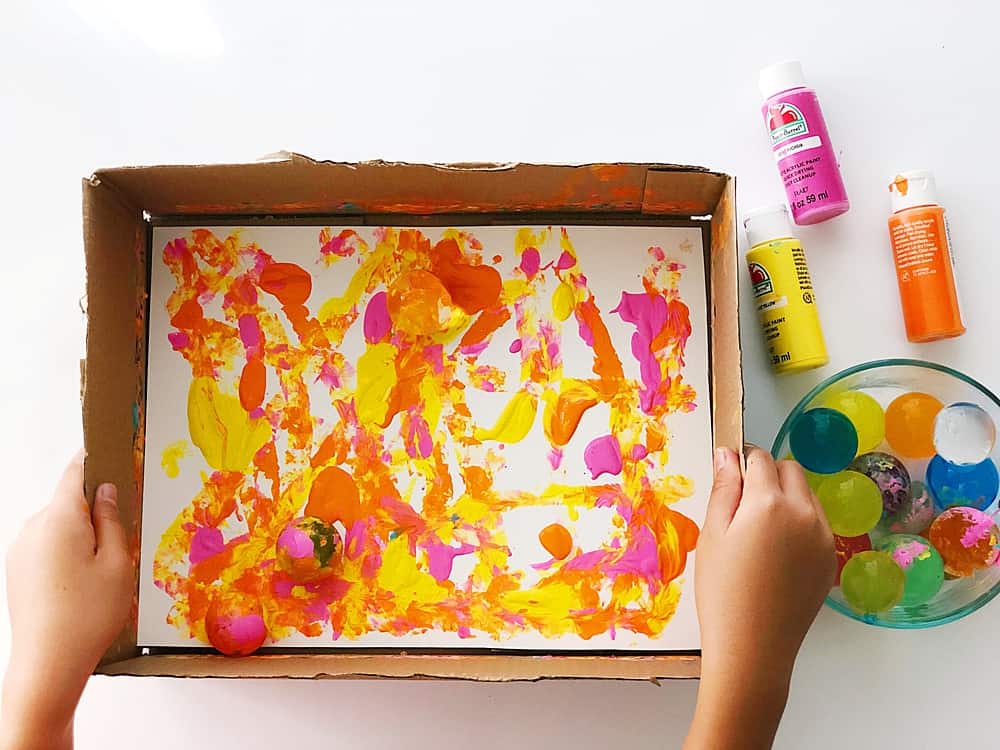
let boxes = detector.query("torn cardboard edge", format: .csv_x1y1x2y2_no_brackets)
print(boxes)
82,156,743,680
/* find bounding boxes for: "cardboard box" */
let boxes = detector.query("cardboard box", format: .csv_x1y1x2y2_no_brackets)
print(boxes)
82,154,742,680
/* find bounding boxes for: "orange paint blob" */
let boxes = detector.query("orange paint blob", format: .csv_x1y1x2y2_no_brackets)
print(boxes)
577,298,624,392
539,523,573,560
885,392,943,458
460,307,511,348
239,359,266,411
431,238,502,314
170,299,203,329
546,385,599,447
387,270,455,335
306,466,361,526
259,262,312,306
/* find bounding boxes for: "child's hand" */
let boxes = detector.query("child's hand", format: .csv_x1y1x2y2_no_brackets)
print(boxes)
2,453,133,750
685,446,835,750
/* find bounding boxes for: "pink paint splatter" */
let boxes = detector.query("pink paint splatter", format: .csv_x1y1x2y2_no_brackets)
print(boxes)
425,540,477,582
168,331,189,350
631,444,649,460
189,526,224,564
363,291,391,344
890,540,928,569
608,526,661,581
548,448,563,470
584,435,623,479
961,509,996,548
520,247,540,276
238,314,262,353
556,251,576,270
508,339,523,354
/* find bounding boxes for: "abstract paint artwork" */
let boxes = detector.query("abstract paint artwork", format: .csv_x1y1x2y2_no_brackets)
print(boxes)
138,224,713,651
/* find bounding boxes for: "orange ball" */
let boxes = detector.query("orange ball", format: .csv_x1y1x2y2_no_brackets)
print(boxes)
885,392,943,458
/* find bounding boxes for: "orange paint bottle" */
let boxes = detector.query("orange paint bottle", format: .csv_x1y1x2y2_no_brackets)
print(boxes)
887,170,965,342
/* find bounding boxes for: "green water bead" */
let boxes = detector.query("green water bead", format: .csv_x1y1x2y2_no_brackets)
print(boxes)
874,533,945,607
840,550,906,614
817,471,883,537
821,390,886,454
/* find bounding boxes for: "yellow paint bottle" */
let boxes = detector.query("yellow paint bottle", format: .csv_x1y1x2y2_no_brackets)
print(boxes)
744,205,828,374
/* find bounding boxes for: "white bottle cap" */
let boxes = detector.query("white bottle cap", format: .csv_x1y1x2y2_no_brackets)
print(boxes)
744,205,796,248
759,60,807,100
888,169,938,212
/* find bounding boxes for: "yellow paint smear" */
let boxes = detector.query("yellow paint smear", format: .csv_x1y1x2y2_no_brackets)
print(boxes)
356,342,398,426
474,391,538,443
187,377,271,472
552,281,575,321
161,439,189,478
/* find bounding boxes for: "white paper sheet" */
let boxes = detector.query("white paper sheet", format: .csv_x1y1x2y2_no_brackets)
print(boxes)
139,224,712,651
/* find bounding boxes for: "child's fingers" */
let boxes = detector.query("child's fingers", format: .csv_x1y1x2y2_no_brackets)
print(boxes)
776,459,813,508
51,450,90,518
705,447,744,530
743,445,781,493
93,483,128,563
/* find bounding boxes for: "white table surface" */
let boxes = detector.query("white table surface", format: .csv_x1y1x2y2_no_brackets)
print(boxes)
1,1,995,747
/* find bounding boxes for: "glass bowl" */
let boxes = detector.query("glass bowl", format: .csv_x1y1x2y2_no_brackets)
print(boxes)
772,358,1000,628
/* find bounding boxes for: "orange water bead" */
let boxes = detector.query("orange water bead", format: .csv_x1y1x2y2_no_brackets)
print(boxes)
539,523,573,560
885,392,943,458
928,506,999,577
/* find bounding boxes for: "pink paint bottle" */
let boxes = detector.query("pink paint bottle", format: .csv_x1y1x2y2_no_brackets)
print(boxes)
759,61,850,225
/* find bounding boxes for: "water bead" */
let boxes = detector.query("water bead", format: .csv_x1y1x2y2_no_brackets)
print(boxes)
880,480,935,535
928,507,1000,577
840,550,906,614
849,452,911,514
926,456,999,512
885,392,943,458
875,533,944,606
821,390,885,454
817,471,883,537
834,534,872,585
933,402,997,466
275,516,343,582
790,408,859,474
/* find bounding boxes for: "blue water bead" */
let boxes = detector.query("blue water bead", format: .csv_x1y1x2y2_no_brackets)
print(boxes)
927,455,1000,512
790,408,859,474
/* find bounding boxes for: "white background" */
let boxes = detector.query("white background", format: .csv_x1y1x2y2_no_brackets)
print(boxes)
0,0,996,747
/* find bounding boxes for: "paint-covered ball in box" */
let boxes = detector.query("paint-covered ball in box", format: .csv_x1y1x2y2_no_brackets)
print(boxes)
275,516,343,582
205,595,268,656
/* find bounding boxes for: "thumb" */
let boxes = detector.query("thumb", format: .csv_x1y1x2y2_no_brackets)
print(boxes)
93,483,128,560
705,447,743,531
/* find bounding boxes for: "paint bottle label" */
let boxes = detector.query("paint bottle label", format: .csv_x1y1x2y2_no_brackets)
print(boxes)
888,206,965,341
762,89,850,225
747,239,828,374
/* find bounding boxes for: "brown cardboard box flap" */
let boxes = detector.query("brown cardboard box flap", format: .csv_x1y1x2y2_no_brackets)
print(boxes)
99,653,700,681
92,154,728,218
